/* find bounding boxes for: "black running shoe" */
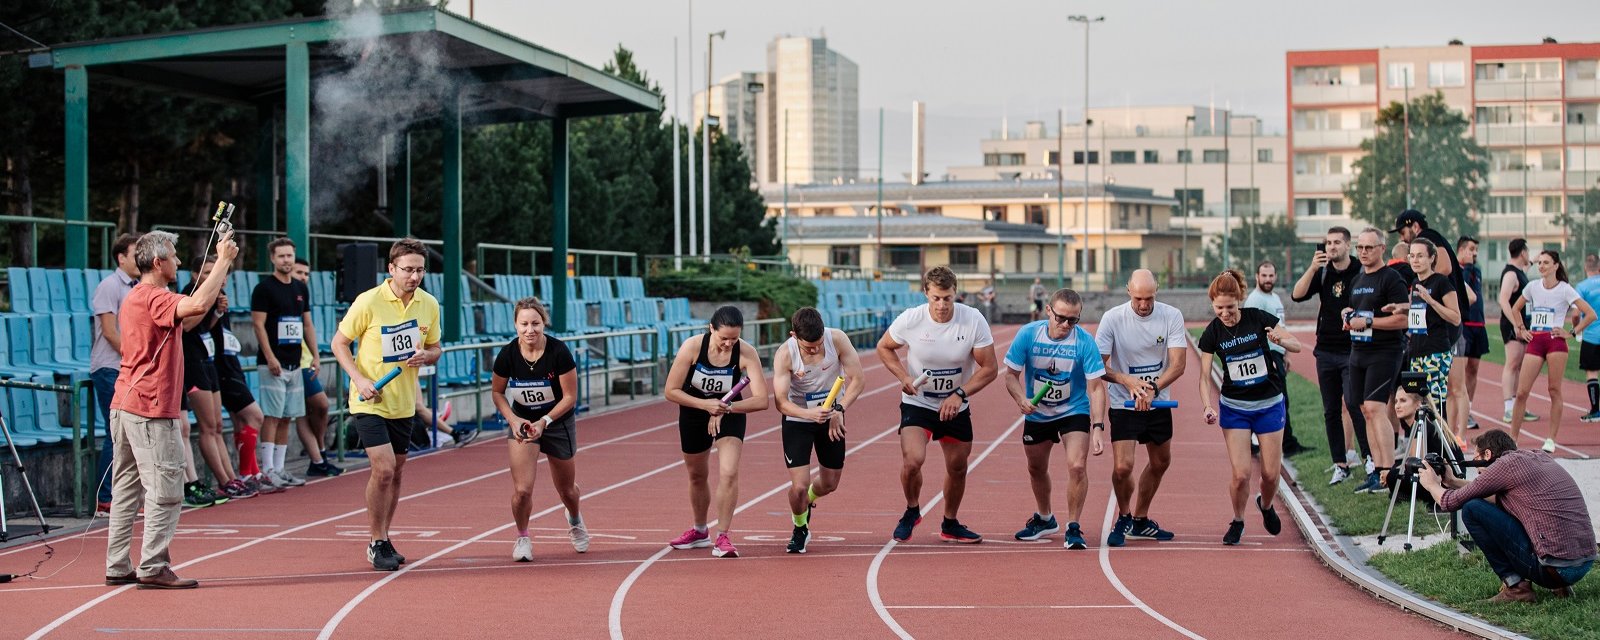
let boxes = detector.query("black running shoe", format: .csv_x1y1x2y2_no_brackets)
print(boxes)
786,525,811,554
892,507,921,542
1257,496,1282,536
382,539,406,565
1222,520,1245,546
939,518,983,544
368,540,399,571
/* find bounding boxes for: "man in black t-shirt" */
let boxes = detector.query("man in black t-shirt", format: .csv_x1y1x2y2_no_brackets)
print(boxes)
1290,225,1370,483
1342,228,1410,493
250,237,318,489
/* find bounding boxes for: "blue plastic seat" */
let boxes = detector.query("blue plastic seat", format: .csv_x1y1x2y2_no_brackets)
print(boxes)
2,386,58,445
64,268,89,313
50,313,90,370
7,267,33,314
27,267,52,314
4,315,62,377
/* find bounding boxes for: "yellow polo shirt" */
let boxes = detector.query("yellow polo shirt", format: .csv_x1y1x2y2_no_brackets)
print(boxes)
338,280,441,419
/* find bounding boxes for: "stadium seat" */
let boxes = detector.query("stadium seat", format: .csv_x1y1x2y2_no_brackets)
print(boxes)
65,268,89,313
27,268,52,314
50,313,90,370
71,313,94,363
4,315,62,377
1,385,60,445
7,267,32,313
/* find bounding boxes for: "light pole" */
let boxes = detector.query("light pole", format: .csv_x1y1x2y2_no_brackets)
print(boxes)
1582,112,1590,259
1183,114,1193,277
1069,14,1103,287
745,80,765,189
685,1,696,258
876,107,884,275
704,29,725,258
1056,108,1065,287
1222,108,1231,266
673,37,682,270
782,109,789,266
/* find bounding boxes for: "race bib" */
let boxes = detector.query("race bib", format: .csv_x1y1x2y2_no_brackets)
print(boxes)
803,389,831,409
1351,311,1374,342
690,364,736,396
276,316,304,345
222,329,242,356
1129,363,1163,386
1408,301,1427,335
1225,349,1269,386
507,378,556,411
1530,307,1557,332
200,332,216,359
921,367,964,399
1032,372,1070,407
381,320,421,363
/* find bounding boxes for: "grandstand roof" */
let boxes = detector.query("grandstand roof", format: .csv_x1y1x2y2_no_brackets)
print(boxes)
764,179,1177,208
784,214,1069,246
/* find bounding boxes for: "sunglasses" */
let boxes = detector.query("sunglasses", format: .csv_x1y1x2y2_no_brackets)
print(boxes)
1048,311,1081,325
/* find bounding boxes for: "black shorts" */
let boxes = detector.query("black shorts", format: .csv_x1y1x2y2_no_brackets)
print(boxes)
1022,413,1090,445
215,359,256,414
782,419,846,470
1500,316,1526,345
353,413,417,455
678,408,747,454
517,413,577,460
1347,350,1404,407
184,358,219,393
1033,299,1045,312
1454,325,1490,359
1108,408,1172,445
897,403,974,442
1581,342,1600,372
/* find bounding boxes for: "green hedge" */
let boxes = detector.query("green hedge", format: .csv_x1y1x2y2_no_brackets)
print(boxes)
646,261,817,322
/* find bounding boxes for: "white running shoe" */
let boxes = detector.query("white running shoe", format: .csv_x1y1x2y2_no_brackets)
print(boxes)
1541,438,1557,453
512,536,533,562
271,468,305,487
1328,466,1350,485
569,516,591,553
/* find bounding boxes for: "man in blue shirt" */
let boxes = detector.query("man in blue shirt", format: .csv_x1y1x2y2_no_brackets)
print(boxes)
1003,288,1108,550
1574,254,1600,422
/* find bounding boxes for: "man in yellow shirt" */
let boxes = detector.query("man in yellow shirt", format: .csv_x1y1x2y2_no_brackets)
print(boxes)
332,238,443,571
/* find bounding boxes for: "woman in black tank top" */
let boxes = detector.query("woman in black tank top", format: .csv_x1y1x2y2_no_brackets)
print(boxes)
662,306,771,558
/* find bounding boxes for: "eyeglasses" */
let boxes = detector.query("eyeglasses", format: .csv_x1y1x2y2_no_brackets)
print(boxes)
1048,311,1081,325
394,266,427,275
1355,244,1380,252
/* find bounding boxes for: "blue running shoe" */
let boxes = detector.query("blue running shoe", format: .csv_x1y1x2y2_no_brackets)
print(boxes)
1063,523,1087,550
892,507,922,542
1128,517,1175,541
1106,513,1133,547
939,518,983,544
1014,513,1060,541
1353,472,1381,494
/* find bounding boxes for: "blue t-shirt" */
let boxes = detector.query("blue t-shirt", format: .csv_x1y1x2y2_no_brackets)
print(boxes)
1577,276,1600,344
1003,321,1105,421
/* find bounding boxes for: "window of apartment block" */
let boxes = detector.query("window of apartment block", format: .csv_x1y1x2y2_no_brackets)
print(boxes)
1048,151,1061,166
1294,198,1342,217
1072,150,1100,165
1111,150,1136,164
1428,61,1465,87
830,246,860,266
1202,150,1227,163
1257,149,1273,163
1487,196,1525,213
1026,205,1047,226
1143,150,1160,164
1177,149,1193,164
984,205,1007,222
1571,60,1598,81
887,246,922,269
1174,189,1203,215
1117,204,1130,228
984,152,1025,166
1387,63,1415,88
1542,196,1564,212
949,245,979,271
1570,195,1592,214
1231,189,1261,216
921,206,943,216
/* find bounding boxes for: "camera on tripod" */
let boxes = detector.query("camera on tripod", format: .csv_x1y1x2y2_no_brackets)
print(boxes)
1404,452,1491,478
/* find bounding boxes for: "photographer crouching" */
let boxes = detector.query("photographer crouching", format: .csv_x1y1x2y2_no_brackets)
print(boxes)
1416,429,1595,603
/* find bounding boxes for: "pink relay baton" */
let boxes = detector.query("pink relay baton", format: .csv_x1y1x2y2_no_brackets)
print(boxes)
719,375,751,405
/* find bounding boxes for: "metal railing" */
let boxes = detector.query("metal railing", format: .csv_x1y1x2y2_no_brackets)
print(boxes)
0,215,118,269
0,377,95,517
478,243,640,279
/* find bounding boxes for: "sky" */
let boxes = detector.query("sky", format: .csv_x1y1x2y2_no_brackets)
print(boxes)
473,0,1600,181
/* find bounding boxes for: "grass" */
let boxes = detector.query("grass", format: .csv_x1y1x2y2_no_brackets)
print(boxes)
1369,544,1600,640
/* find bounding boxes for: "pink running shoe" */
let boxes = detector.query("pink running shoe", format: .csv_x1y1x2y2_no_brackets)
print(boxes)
668,527,711,549
711,532,739,558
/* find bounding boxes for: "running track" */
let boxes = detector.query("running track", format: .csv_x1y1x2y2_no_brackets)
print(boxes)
2,324,1463,638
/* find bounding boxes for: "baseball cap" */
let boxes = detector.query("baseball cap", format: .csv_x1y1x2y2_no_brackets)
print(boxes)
1389,209,1425,234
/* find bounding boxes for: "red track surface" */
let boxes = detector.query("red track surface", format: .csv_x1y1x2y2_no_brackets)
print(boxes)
2,324,1469,639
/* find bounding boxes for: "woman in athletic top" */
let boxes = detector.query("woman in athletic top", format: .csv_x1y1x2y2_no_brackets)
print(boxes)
1391,238,1461,409
662,305,770,558
1506,251,1595,451
1196,270,1303,545
490,297,587,562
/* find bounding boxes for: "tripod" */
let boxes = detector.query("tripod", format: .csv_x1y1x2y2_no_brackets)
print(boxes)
0,411,53,544
1376,395,1465,551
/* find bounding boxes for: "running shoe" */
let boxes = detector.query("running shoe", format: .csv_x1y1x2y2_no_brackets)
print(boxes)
512,536,534,562
786,525,811,554
1503,409,1539,422
1257,496,1282,536
386,539,406,564
669,527,712,549
438,400,453,423
95,501,112,518
452,426,479,447
569,516,590,553
271,469,306,487
221,478,257,500
1541,438,1557,453
1127,517,1175,541
1106,513,1133,547
1582,411,1600,423
1328,466,1350,486
368,540,400,571
939,518,982,544
253,473,286,495
183,482,225,508
1014,513,1060,541
892,507,922,542
306,460,343,477
1466,417,1481,430
711,532,739,558
1353,472,1382,494
1222,520,1245,546
1063,523,1087,550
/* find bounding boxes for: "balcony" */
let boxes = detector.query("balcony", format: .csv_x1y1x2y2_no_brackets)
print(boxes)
1291,83,1376,105
1293,128,1373,149
1571,169,1600,190
1569,123,1600,144
1487,169,1564,191
1475,79,1563,101
1294,215,1356,240
1570,78,1600,99
1479,213,1561,236
1293,173,1351,193
1476,124,1563,147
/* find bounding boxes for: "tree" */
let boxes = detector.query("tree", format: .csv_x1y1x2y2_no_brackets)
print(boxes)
1558,183,1600,262
1202,212,1312,279
1345,92,1490,241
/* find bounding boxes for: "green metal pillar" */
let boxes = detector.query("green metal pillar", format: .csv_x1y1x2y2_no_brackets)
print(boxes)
441,93,464,343
551,116,571,332
64,65,88,269
390,131,411,237
255,107,276,271
284,42,310,251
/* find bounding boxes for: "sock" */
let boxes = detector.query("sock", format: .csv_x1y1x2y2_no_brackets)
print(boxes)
1038,511,1054,522
568,514,582,526
793,511,809,527
1588,380,1599,413
693,524,708,534
237,425,260,476
517,529,529,538
257,441,275,473
273,444,288,472
807,484,819,504
1504,398,1514,413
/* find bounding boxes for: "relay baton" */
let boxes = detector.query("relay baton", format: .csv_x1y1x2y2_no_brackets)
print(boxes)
720,375,751,405
1030,381,1053,406
372,367,404,391
910,371,930,389
822,375,845,409
1122,400,1178,409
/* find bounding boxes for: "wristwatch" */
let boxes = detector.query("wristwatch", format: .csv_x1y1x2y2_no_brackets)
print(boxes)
1092,422,1106,431
542,415,554,427
954,388,969,400
833,403,846,413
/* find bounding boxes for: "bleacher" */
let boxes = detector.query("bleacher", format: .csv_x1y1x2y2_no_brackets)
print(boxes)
811,278,920,335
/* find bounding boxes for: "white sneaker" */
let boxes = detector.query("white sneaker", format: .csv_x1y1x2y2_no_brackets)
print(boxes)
1541,438,1557,453
271,469,305,487
1328,466,1350,485
569,516,591,553
257,472,285,490
512,536,533,562
1344,449,1360,466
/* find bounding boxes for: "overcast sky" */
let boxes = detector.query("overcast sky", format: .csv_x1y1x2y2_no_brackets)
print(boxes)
475,0,1600,180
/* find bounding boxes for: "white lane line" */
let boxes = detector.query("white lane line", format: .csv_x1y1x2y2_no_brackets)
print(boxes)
865,416,1025,640
885,605,1138,610
1096,494,1206,639
24,419,679,640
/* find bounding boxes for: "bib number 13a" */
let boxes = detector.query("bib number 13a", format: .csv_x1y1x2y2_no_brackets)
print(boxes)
381,319,421,363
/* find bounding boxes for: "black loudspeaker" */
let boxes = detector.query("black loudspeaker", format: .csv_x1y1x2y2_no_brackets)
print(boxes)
338,242,380,303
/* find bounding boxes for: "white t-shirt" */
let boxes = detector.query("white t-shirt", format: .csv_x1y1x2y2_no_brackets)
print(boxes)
1096,301,1188,406
888,303,995,411
1520,279,1580,333
1243,288,1287,354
